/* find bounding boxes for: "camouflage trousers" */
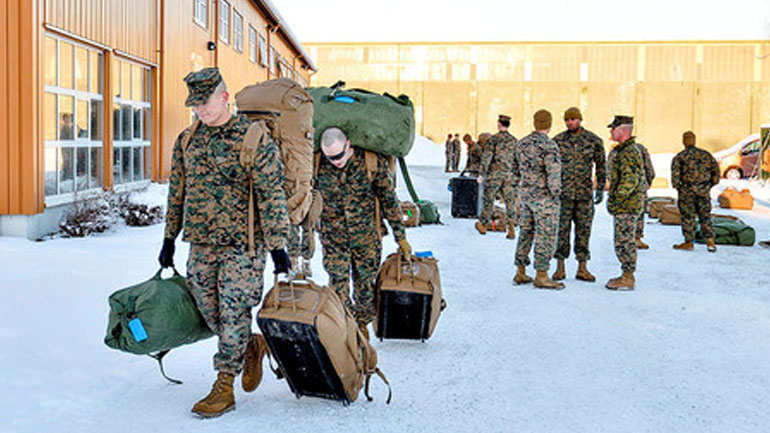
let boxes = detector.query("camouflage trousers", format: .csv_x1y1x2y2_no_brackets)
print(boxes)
479,174,517,227
186,243,266,376
613,214,638,273
445,153,455,172
320,227,381,325
678,191,713,241
515,198,559,271
452,153,460,171
287,224,314,261
636,194,648,238
554,198,595,262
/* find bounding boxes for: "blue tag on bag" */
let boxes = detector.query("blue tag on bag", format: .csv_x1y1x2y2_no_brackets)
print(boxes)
415,251,433,258
333,96,355,104
128,318,148,342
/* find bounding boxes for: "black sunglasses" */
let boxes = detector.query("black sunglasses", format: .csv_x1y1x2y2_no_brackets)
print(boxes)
325,145,348,162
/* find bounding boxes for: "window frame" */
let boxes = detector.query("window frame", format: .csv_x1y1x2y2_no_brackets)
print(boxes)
232,9,243,53
258,33,268,68
193,0,208,30
112,58,153,188
248,24,257,63
218,0,230,45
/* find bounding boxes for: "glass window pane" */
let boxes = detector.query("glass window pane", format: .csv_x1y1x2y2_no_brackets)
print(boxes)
59,96,74,141
59,41,74,89
60,147,75,193
143,109,151,140
132,65,142,102
121,62,131,100
76,147,88,191
90,51,102,94
90,100,102,141
44,37,57,86
134,107,142,141
121,104,132,140
90,147,102,189
122,147,132,182
44,93,57,141
259,35,267,67
45,146,58,195
113,60,121,98
76,99,89,139
133,147,143,181
113,148,121,184
143,146,152,180
113,104,121,141
75,46,88,92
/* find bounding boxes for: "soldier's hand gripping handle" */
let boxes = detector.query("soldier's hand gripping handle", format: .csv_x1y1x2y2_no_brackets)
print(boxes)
593,190,604,205
270,249,291,275
158,238,176,268
398,238,412,261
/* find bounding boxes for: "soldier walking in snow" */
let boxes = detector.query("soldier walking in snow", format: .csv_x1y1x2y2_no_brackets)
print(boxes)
475,114,518,239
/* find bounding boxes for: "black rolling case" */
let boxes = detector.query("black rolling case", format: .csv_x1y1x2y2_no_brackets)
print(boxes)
450,171,483,218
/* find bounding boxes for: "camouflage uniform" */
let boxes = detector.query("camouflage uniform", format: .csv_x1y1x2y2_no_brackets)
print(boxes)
165,111,289,376
671,145,720,241
552,127,606,262
607,138,646,273
445,138,454,172
479,130,518,226
635,143,655,237
451,137,461,172
512,131,562,270
465,141,482,174
316,148,405,325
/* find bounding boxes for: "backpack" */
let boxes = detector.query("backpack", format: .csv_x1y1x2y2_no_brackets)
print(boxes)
257,277,391,404
400,201,421,227
659,204,682,225
648,196,676,218
718,187,754,210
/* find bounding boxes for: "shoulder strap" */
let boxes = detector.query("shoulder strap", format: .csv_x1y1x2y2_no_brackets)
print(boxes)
364,150,383,241
240,122,270,257
181,120,202,155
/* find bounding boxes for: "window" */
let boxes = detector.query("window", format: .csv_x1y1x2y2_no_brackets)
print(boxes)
232,10,243,53
248,25,257,63
113,59,152,186
43,34,104,197
269,46,276,75
258,34,267,67
218,0,230,44
194,0,208,29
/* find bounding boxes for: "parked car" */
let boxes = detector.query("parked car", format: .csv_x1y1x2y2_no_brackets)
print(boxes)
714,134,761,180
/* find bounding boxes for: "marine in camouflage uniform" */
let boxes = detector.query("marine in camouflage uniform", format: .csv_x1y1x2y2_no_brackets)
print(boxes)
159,68,290,417
463,133,482,174
671,131,720,251
551,107,606,282
444,134,454,172
316,127,409,329
476,114,518,239
512,110,564,289
607,135,654,249
452,134,462,172
605,115,646,290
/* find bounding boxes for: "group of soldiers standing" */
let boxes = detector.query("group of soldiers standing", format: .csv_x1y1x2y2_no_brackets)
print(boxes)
470,107,722,291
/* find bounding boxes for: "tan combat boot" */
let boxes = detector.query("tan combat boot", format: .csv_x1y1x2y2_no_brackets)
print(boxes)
551,259,566,281
635,237,650,250
506,222,516,240
605,271,635,291
534,270,565,290
242,333,269,393
192,372,235,418
706,238,717,253
575,261,596,282
513,266,533,285
475,221,487,235
673,240,694,251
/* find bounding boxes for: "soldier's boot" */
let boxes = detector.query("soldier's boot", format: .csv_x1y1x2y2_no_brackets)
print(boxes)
513,266,533,285
474,221,487,235
242,333,268,393
673,240,694,251
300,258,313,278
192,372,235,418
635,236,650,250
551,259,566,281
575,261,596,282
605,271,635,291
706,238,717,253
506,222,516,240
534,270,565,290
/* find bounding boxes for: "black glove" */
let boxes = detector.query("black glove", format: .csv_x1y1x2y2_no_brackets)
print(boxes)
594,190,604,205
158,238,175,268
270,249,291,274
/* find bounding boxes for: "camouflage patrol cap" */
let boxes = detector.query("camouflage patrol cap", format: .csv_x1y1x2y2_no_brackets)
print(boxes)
498,114,511,123
564,107,582,120
607,115,633,129
183,67,224,107
683,131,696,146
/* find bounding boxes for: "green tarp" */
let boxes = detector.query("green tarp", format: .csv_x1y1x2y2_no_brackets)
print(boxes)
695,216,756,246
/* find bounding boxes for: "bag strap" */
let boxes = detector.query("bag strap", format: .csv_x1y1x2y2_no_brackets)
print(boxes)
239,122,270,257
364,150,384,242
148,349,182,385
364,367,392,404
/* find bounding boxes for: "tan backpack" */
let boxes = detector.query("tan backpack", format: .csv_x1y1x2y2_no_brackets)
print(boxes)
648,197,676,219
659,204,682,225
257,277,391,404
399,201,421,227
718,187,754,210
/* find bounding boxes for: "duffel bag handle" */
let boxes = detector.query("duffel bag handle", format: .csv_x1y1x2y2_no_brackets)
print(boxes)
153,267,181,280
395,253,416,286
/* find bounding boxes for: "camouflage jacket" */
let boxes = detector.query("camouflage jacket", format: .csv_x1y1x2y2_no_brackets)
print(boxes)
452,139,461,158
164,114,290,250
608,139,655,190
316,147,405,244
465,142,482,172
445,139,454,156
607,138,646,215
553,127,607,201
480,130,517,178
512,131,562,200
671,146,720,195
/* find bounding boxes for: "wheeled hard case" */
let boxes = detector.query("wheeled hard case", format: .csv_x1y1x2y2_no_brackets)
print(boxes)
450,172,483,218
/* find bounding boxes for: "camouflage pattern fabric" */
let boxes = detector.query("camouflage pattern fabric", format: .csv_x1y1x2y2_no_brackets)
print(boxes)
606,138,645,216
165,114,290,250
554,198,594,261
186,243,267,376
452,138,461,171
479,175,517,226
677,192,714,241
183,67,223,107
613,214,638,273
672,145,720,241
316,147,405,325
635,142,655,237
287,223,314,260
465,141,482,173
515,199,560,270
445,138,454,172
636,195,648,238
552,127,606,200
480,131,517,178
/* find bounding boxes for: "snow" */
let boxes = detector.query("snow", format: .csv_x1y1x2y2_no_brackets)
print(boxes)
2,139,770,433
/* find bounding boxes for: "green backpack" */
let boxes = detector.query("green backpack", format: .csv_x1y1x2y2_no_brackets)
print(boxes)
695,216,756,246
104,268,214,383
418,200,441,224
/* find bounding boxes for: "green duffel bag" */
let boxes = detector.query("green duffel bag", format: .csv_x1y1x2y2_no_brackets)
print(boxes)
695,216,756,246
104,268,214,382
306,81,415,158
418,200,441,224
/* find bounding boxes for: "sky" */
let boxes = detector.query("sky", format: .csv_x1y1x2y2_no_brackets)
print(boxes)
277,0,770,43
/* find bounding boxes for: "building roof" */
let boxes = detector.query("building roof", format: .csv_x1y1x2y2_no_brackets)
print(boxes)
253,0,317,72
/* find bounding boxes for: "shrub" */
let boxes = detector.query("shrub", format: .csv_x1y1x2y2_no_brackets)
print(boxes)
59,193,116,237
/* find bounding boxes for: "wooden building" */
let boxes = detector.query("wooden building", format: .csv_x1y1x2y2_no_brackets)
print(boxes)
1,0,316,239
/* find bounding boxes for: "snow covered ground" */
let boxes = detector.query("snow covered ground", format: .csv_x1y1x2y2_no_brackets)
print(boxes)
2,137,770,433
